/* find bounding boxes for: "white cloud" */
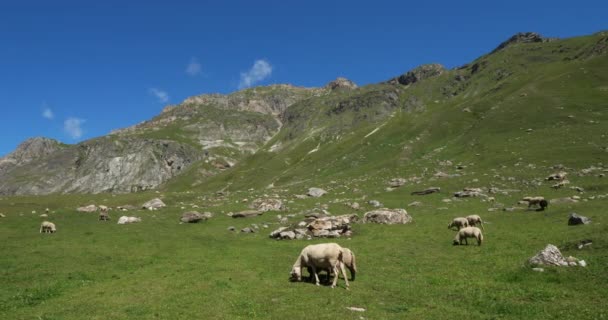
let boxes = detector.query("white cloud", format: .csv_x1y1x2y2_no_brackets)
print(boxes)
149,88,169,103
185,57,202,76
64,118,85,139
42,107,54,120
239,59,273,89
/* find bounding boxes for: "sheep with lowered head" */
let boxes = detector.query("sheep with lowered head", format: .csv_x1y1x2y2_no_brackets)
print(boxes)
453,227,483,246
39,221,57,234
466,215,484,230
308,247,358,282
290,243,349,289
448,217,469,230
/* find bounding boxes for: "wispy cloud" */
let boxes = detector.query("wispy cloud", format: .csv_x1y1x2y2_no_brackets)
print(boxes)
42,106,54,120
149,88,169,103
64,117,85,139
239,59,272,89
185,57,202,76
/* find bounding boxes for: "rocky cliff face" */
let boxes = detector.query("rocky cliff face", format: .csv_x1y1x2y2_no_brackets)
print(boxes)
0,137,202,195
0,85,321,195
387,63,446,86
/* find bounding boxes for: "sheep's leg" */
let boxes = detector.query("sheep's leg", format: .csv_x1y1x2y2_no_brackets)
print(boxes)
339,262,349,289
464,237,468,245
311,265,320,286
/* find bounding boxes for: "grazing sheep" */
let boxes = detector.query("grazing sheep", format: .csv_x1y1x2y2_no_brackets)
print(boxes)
309,247,358,282
466,215,484,230
448,217,469,230
99,211,110,221
538,199,548,211
290,243,349,289
39,221,56,233
522,196,545,208
453,227,483,246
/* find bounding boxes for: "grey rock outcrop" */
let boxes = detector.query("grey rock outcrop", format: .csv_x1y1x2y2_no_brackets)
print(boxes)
492,32,555,54
250,198,284,212
568,213,591,225
388,64,446,86
269,214,357,240
325,77,358,91
363,208,412,224
528,244,567,266
180,211,207,223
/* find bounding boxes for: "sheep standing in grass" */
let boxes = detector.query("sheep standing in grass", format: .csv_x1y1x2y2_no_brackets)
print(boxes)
522,196,548,210
309,247,358,282
466,215,484,230
453,227,483,246
99,206,110,221
448,217,469,230
39,221,56,233
290,243,349,289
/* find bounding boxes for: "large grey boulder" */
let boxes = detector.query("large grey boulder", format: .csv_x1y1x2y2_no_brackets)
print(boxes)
142,198,166,210
568,213,591,225
180,211,207,223
307,187,327,197
363,208,412,224
528,244,568,266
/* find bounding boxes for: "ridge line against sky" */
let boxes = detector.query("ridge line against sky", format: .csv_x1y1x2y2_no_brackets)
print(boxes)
0,0,606,156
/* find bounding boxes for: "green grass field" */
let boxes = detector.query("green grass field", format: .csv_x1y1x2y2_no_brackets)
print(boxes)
1,183,607,319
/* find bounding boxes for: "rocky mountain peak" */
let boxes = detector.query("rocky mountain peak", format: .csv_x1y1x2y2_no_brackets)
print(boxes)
0,137,63,172
387,63,446,86
325,77,358,91
491,32,556,53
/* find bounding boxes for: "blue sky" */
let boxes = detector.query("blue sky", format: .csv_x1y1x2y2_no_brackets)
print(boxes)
0,0,606,156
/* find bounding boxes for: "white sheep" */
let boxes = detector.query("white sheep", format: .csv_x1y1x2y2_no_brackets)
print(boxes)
522,196,548,210
453,227,483,246
310,247,358,282
290,243,349,289
39,221,57,233
448,217,469,230
466,215,484,230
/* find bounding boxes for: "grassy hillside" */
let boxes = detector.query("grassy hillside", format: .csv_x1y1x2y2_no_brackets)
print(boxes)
1,32,607,319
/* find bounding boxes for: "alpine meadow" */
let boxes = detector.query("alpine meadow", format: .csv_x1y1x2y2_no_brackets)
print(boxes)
1,31,608,320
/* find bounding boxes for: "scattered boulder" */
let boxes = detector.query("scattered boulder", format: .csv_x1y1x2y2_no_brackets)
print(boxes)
408,201,422,207
528,244,570,266
250,198,284,212
117,205,137,211
241,227,255,233
232,210,262,218
142,198,166,211
411,187,440,195
363,208,412,224
577,239,592,249
546,171,567,181
368,200,382,208
307,188,327,198
279,230,296,240
117,216,141,225
180,211,207,223
454,188,485,198
77,204,97,213
346,202,360,210
227,226,236,232
388,178,406,188
568,213,591,225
